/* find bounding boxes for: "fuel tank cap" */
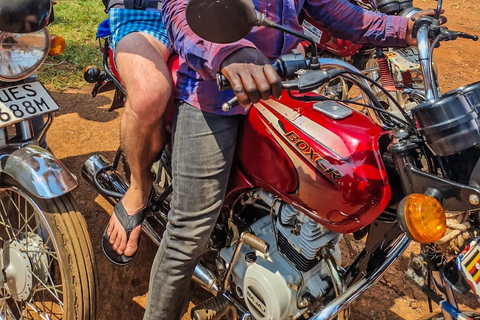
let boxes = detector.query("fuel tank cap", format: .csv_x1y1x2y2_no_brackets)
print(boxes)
313,101,353,120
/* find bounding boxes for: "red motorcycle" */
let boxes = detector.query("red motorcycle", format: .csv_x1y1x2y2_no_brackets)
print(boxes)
83,0,480,319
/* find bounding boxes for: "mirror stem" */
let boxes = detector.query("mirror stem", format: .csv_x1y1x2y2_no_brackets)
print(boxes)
435,0,443,20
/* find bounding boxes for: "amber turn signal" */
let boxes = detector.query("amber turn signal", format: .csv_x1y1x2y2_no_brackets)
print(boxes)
49,34,66,56
398,194,446,244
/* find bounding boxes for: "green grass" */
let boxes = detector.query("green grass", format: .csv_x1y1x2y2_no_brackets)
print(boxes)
38,0,107,90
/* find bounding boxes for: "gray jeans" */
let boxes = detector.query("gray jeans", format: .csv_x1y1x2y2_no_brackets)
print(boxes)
143,101,240,320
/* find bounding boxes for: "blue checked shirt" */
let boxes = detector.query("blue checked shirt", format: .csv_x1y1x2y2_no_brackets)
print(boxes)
162,0,409,115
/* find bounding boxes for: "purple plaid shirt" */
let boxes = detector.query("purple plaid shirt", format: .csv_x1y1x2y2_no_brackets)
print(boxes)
162,0,409,115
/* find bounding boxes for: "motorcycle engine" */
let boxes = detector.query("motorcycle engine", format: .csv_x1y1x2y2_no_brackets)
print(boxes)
220,193,341,320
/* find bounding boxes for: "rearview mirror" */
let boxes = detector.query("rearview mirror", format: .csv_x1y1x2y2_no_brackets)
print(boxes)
186,0,259,43
0,0,52,33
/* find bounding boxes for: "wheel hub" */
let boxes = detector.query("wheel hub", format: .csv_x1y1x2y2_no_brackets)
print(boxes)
0,233,49,301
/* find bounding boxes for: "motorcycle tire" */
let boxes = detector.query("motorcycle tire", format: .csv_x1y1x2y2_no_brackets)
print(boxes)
0,186,97,320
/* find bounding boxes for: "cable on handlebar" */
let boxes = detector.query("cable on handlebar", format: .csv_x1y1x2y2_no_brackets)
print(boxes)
337,70,417,130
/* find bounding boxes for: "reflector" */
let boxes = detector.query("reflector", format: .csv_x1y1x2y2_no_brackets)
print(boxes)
400,194,446,244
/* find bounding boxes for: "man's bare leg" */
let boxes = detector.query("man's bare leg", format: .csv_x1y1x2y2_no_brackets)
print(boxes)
107,32,172,257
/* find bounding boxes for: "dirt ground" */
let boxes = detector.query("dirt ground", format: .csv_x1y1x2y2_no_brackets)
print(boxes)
45,0,480,319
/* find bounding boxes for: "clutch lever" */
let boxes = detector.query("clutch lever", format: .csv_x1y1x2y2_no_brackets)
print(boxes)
220,68,343,111
221,79,299,112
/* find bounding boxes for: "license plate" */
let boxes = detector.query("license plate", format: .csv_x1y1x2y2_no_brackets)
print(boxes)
0,82,59,128
385,47,420,72
457,237,480,295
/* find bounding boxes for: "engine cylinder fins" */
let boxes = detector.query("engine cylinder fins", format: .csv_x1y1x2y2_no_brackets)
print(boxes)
277,231,319,271
191,296,236,320
299,218,328,261
241,232,269,255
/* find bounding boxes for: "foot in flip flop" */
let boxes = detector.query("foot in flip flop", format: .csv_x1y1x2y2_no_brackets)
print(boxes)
102,188,152,266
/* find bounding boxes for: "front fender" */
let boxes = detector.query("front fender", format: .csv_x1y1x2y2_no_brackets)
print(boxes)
0,145,77,199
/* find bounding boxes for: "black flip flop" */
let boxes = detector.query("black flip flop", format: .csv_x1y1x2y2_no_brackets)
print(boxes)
102,199,150,266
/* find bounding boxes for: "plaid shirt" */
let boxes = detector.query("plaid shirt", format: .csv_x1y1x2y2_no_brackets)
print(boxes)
162,0,409,115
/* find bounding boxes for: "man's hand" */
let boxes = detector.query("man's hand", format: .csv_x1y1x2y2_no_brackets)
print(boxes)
220,48,282,108
406,9,447,46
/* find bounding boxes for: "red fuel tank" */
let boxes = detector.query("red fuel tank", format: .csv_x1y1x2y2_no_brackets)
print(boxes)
236,94,391,234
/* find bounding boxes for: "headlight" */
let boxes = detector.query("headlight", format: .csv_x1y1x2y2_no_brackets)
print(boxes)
397,193,447,244
0,28,50,82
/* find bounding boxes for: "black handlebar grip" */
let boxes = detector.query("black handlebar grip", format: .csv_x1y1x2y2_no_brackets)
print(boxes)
217,73,231,91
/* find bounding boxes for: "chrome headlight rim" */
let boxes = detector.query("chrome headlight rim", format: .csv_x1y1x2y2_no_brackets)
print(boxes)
0,28,51,82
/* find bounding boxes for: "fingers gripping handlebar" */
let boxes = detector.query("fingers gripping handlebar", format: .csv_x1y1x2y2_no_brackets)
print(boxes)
217,50,309,111
411,15,478,41
217,49,308,90
220,68,345,111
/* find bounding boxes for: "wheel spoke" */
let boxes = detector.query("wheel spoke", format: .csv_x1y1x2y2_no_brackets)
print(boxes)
8,195,34,236
32,284,63,296
26,269,63,309
0,198,16,241
43,261,63,313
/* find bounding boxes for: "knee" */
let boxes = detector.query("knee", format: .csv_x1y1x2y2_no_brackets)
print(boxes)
164,221,212,260
125,82,172,123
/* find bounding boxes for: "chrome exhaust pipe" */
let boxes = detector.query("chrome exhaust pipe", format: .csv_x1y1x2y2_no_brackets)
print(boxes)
193,263,220,295
311,235,410,320
82,154,128,205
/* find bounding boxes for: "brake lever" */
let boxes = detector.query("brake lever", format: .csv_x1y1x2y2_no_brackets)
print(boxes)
457,31,479,41
438,29,479,42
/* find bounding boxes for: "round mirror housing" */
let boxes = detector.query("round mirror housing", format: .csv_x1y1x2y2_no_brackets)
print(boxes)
186,0,257,43
0,0,52,33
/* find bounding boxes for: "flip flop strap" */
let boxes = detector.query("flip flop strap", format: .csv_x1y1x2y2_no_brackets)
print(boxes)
113,200,148,233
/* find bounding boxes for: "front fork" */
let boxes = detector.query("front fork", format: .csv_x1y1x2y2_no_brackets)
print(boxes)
388,129,471,320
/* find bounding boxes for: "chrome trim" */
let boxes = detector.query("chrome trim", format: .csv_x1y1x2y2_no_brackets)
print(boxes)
37,114,53,145
18,120,34,141
193,264,220,295
81,154,112,186
322,247,349,320
432,271,455,320
311,235,410,320
0,145,77,199
418,26,438,100
142,220,162,246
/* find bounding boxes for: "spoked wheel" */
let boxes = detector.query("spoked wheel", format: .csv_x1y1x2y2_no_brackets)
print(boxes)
0,186,97,320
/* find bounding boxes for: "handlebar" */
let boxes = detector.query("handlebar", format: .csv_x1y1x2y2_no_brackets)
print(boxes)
219,58,370,111
413,14,478,100
217,50,309,91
